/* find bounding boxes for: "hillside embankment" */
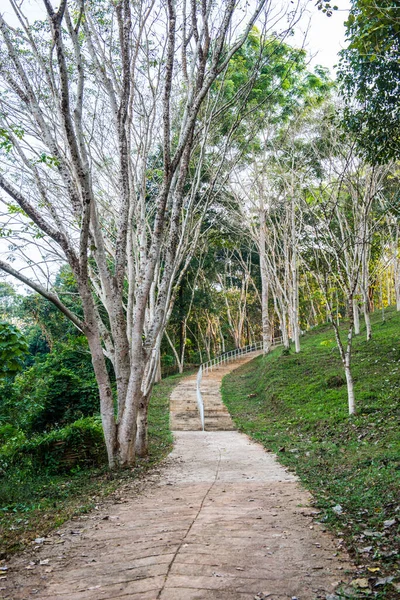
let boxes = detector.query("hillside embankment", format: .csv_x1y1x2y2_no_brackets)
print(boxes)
222,307,400,598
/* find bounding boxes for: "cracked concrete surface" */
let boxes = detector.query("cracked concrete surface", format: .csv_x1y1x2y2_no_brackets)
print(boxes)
1,355,354,600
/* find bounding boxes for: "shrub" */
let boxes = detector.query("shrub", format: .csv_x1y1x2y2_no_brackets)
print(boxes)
0,424,25,447
0,322,28,378
11,338,100,432
0,417,106,475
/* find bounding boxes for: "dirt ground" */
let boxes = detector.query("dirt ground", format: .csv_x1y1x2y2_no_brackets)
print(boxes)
1,356,355,600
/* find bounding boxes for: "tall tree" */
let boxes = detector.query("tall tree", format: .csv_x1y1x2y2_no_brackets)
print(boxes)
339,0,400,164
0,0,298,467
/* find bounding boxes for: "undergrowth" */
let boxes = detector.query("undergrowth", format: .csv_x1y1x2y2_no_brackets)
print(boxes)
0,372,182,558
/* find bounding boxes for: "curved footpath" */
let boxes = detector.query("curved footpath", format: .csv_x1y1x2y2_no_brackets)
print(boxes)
2,355,354,600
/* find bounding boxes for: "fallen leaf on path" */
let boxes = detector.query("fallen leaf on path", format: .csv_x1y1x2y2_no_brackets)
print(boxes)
363,530,381,538
351,578,369,589
383,519,396,528
358,546,373,553
375,577,394,587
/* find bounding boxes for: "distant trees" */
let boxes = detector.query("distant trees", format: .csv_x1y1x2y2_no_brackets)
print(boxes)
231,58,332,354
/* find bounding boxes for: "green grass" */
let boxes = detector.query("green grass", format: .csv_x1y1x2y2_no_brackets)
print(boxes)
0,372,184,559
222,307,400,599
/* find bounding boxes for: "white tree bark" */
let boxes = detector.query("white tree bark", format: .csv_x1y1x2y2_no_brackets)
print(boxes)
0,0,272,467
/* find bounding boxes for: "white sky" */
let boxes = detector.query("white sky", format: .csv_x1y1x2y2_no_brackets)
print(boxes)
297,2,351,73
2,0,351,74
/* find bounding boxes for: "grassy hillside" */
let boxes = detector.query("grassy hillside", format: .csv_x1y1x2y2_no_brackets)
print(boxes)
0,372,183,559
222,307,400,598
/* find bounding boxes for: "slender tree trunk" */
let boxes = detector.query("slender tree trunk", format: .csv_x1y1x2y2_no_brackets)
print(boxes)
353,299,360,335
361,218,372,340
281,312,290,349
362,291,372,340
331,297,355,415
259,209,271,354
394,240,400,310
154,353,162,383
290,198,300,353
344,353,355,415
165,330,184,373
218,320,226,354
135,394,149,458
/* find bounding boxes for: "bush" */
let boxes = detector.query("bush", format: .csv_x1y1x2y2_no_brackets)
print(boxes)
10,338,100,432
0,423,25,447
0,322,28,378
0,417,106,475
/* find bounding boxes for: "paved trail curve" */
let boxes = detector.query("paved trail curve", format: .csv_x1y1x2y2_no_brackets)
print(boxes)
3,354,353,600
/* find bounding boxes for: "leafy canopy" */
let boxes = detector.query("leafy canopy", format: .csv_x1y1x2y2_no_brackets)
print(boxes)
339,0,400,164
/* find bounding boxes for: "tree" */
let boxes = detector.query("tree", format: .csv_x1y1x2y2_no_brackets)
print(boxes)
339,0,400,164
0,0,295,468
231,61,331,353
303,116,390,414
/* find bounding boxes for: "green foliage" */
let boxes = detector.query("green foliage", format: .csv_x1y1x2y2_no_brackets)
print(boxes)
21,266,83,346
339,0,400,163
0,322,28,379
0,424,25,447
316,1,339,17
222,306,400,595
0,416,106,476
212,30,332,159
0,283,23,321
9,337,100,432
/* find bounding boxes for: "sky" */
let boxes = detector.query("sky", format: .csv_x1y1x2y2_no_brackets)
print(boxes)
297,1,351,73
2,0,351,74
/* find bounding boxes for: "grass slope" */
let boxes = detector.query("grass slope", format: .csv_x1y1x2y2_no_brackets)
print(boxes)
0,372,183,559
222,307,400,598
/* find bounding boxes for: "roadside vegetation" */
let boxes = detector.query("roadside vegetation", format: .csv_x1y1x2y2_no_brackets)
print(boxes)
222,306,400,598
0,372,178,559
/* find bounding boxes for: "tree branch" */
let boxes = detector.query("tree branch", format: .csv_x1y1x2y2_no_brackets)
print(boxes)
0,258,85,332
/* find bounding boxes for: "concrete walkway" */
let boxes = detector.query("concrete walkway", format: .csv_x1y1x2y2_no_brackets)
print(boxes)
170,354,260,431
2,356,353,600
